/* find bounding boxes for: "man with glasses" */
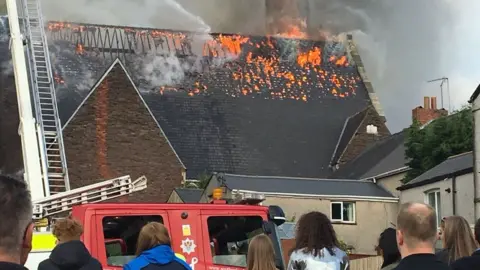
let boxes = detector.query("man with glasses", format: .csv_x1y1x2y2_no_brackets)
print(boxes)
0,175,34,270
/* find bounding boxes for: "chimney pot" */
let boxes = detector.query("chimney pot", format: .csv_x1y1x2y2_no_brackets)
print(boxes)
424,97,430,109
431,96,437,110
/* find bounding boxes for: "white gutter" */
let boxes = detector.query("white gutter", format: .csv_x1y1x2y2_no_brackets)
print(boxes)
232,189,399,203
362,166,410,180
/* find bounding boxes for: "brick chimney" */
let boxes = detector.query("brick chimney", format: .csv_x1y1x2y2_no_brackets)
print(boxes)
412,96,448,125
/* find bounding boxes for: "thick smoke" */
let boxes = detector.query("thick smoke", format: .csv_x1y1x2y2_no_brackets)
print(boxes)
34,0,480,130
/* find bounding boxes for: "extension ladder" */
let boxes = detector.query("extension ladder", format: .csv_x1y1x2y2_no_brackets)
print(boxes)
22,0,69,195
33,175,148,220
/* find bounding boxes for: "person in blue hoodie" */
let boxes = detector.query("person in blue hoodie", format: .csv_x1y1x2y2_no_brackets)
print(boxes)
124,222,192,270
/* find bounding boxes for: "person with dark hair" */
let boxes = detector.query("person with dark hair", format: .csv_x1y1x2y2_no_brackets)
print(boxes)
377,228,401,270
0,175,34,270
450,218,480,270
287,211,349,270
38,218,102,270
395,202,449,270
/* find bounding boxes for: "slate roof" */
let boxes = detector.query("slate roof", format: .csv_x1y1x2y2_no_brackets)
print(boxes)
174,188,203,203
398,152,473,190
1,19,378,179
217,173,396,198
330,131,408,179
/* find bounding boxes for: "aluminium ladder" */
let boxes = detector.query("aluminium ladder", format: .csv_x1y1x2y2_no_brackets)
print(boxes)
33,175,148,220
22,0,70,195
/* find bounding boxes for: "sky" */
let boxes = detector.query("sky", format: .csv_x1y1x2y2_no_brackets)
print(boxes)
21,0,480,131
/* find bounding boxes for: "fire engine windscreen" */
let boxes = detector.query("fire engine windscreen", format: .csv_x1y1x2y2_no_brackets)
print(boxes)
207,216,265,267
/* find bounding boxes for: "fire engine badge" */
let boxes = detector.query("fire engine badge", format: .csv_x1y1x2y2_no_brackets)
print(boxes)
180,238,196,255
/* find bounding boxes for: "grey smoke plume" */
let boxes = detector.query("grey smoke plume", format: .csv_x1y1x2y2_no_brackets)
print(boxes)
37,0,478,131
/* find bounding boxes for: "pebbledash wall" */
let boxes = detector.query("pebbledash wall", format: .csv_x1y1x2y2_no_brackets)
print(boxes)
62,60,185,202
264,196,398,255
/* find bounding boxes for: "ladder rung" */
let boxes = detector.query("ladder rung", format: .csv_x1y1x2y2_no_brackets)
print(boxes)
47,173,64,177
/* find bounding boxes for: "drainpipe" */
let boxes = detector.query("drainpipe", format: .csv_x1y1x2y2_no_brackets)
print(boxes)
452,175,457,215
473,105,479,221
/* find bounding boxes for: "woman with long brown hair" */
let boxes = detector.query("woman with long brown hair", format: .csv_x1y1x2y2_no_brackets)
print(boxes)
124,222,192,270
287,211,349,270
436,216,478,265
247,234,277,270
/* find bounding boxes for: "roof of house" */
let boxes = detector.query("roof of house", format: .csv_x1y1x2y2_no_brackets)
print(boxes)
174,188,203,203
330,131,408,179
0,19,383,179
469,83,480,103
398,151,473,191
216,173,396,199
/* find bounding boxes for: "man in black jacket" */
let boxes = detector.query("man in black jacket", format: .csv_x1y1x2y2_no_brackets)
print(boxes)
451,218,480,270
38,218,102,270
0,175,34,270
395,202,449,270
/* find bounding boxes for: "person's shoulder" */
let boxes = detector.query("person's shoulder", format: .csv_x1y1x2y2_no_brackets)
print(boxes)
140,261,191,270
38,258,58,270
451,255,480,270
88,257,103,269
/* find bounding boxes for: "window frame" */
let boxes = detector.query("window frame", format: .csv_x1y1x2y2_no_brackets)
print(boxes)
330,201,356,224
424,189,441,228
201,210,267,269
95,210,169,269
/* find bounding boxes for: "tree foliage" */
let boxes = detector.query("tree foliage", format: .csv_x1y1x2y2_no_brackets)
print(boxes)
404,106,473,182
181,171,210,189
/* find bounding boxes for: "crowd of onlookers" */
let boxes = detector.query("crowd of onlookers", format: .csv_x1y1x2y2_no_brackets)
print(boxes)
1,173,480,270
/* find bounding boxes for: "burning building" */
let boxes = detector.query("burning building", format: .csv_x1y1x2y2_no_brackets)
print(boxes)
0,18,390,202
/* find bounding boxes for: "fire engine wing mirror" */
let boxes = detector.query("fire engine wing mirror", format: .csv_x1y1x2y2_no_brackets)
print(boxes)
268,205,286,226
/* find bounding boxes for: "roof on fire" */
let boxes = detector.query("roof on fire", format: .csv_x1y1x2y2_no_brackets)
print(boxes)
212,173,397,199
0,19,386,179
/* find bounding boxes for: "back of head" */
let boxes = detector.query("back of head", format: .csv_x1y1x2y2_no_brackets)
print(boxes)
397,202,437,249
378,228,401,267
247,234,276,270
52,218,84,243
136,222,171,256
443,216,477,262
293,211,339,257
0,175,32,257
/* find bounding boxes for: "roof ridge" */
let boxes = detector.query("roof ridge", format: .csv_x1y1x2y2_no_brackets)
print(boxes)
223,173,373,183
447,151,473,159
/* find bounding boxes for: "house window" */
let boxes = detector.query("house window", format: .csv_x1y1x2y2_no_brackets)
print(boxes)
425,189,442,227
331,202,356,223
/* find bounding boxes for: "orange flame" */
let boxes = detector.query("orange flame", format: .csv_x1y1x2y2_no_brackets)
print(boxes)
75,43,84,55
54,74,64,84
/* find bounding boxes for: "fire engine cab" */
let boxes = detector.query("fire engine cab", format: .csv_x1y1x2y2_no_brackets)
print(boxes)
26,188,287,270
